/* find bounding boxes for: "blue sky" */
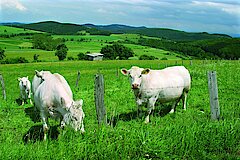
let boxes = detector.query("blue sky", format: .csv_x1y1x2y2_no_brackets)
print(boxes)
1,0,240,36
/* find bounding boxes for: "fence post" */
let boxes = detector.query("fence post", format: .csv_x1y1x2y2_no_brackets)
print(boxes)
190,60,192,66
94,74,107,126
0,74,6,100
208,71,220,120
75,70,81,88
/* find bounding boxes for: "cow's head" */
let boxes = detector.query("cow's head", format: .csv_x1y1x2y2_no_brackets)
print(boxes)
62,98,85,132
121,66,150,89
18,76,29,89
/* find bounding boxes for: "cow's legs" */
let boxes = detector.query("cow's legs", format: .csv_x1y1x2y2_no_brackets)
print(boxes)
182,91,188,111
136,98,144,117
145,97,157,123
40,112,49,141
169,98,181,113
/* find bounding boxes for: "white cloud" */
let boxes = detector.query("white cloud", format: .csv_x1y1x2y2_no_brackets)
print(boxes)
1,0,27,11
192,1,240,16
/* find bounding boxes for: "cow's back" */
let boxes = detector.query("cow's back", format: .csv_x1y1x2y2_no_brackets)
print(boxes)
34,74,73,112
32,71,51,95
162,66,191,91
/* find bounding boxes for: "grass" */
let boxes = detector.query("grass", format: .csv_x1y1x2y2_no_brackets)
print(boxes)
0,26,188,61
0,60,239,159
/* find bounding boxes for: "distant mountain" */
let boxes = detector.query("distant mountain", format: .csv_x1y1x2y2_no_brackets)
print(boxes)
13,21,231,41
0,22,25,26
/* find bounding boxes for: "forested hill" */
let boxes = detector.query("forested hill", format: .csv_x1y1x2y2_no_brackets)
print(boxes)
15,21,88,35
14,21,231,41
88,24,231,41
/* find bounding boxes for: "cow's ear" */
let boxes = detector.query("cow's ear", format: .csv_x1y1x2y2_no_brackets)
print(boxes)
142,68,150,74
35,70,42,78
121,68,128,75
18,77,21,81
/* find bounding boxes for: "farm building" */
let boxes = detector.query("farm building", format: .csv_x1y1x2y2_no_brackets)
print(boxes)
86,53,104,61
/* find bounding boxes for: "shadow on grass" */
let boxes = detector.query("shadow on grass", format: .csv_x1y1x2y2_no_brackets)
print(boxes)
23,125,60,144
109,103,172,127
15,98,22,106
24,106,41,123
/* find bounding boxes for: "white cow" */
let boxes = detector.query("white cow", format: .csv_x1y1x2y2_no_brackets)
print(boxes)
34,71,85,140
18,76,33,105
121,66,191,123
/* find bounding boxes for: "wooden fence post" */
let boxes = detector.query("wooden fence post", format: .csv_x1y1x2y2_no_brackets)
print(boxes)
190,60,192,66
208,71,220,120
94,74,107,126
0,74,6,100
75,71,81,88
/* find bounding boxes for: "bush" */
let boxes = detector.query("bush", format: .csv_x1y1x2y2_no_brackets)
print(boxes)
139,54,158,60
67,56,75,60
100,43,134,60
0,47,5,60
1,57,29,64
77,53,88,60
161,57,168,60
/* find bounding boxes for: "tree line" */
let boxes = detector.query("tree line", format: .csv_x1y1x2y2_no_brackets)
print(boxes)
137,37,240,59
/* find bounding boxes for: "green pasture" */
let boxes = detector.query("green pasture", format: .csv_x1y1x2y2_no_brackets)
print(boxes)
0,60,239,159
0,26,41,35
0,27,186,61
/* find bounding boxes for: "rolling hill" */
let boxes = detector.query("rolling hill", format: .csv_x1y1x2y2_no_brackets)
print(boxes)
12,21,231,41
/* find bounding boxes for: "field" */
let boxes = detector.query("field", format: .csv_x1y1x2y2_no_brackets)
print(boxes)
0,60,239,159
0,26,187,62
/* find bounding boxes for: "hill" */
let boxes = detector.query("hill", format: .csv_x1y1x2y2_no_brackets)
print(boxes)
86,24,231,41
13,21,231,41
14,21,88,35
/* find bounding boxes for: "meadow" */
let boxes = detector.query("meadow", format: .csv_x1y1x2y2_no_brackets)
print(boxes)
0,60,239,159
0,26,186,62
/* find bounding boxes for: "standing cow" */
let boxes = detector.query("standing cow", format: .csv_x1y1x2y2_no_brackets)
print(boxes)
18,76,33,105
34,71,85,140
121,66,191,123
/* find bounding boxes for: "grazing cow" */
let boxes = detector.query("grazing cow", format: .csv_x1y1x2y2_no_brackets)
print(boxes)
18,76,33,105
34,71,85,140
121,66,191,123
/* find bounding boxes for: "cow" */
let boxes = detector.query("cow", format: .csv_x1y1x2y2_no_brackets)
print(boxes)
34,71,85,140
18,76,33,105
121,66,191,123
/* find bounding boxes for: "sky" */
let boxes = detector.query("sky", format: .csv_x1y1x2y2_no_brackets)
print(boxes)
1,0,240,36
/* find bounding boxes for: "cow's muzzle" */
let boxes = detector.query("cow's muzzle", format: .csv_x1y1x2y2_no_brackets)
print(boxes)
132,84,140,89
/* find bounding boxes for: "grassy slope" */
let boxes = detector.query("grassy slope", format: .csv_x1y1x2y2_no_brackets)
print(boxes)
0,60,239,159
1,31,185,61
0,26,41,35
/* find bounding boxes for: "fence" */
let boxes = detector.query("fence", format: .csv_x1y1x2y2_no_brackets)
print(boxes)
0,74,6,100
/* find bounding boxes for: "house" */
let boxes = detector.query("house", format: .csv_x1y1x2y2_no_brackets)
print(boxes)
86,53,104,61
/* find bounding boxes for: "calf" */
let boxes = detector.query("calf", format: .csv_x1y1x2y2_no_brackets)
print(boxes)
34,71,85,140
18,76,32,105
121,66,191,123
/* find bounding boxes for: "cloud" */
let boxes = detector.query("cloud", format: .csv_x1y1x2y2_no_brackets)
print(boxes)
192,1,240,16
1,0,27,11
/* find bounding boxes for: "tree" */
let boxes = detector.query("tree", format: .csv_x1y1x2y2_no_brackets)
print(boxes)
0,48,5,60
33,54,39,61
77,52,88,60
55,44,68,60
100,43,134,60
